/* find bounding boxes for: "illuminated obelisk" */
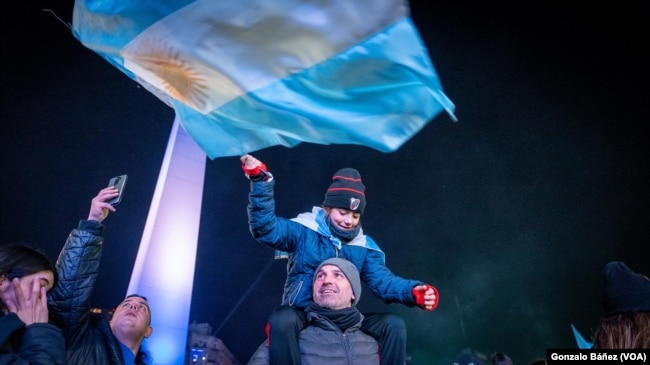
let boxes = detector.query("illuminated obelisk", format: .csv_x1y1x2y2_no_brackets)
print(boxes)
126,115,206,364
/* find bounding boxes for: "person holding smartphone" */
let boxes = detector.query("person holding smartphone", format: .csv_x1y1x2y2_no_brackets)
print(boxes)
48,186,154,365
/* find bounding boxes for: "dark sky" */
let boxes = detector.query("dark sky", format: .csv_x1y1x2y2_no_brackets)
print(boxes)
2,2,648,365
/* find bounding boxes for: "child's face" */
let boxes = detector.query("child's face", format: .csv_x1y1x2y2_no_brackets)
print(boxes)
325,207,361,230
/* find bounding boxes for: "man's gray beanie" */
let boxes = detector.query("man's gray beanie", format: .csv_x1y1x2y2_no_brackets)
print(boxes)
314,258,362,306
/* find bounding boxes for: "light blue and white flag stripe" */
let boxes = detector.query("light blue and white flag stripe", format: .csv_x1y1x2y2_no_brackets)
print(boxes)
73,0,456,159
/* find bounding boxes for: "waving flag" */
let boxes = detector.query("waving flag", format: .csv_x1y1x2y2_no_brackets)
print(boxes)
72,0,455,159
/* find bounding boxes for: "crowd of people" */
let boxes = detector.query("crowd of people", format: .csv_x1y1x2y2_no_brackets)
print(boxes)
2,158,649,364
2,187,154,365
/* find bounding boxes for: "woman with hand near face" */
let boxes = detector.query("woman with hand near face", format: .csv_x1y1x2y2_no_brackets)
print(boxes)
0,243,65,365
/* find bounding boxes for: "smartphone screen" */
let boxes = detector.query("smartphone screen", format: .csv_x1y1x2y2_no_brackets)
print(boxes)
107,174,127,206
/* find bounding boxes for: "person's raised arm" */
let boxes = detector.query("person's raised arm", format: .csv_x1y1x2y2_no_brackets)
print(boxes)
48,187,118,342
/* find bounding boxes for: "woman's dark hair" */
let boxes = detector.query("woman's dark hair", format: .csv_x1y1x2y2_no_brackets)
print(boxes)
0,243,58,290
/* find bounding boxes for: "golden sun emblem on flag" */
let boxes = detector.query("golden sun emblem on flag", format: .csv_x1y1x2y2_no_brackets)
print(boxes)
128,38,210,111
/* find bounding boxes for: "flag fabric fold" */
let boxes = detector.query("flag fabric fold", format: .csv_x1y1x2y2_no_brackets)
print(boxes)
571,324,593,349
73,0,455,159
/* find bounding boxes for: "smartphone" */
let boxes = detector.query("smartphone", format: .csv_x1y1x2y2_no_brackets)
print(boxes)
107,174,128,206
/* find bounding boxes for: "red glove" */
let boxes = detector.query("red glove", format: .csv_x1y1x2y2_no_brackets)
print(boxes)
412,284,439,311
241,162,268,180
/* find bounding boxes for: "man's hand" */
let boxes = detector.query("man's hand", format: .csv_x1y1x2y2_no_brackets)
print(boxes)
88,187,118,222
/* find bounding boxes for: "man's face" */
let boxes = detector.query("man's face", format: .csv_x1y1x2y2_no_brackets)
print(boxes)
324,207,360,230
110,296,152,340
313,264,355,310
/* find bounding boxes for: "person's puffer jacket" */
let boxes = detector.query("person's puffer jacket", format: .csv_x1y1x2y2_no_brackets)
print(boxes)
299,310,379,365
0,312,66,365
48,220,146,365
246,308,379,365
247,178,422,310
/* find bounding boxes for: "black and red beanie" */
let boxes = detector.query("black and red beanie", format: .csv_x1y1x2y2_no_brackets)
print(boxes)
322,168,366,214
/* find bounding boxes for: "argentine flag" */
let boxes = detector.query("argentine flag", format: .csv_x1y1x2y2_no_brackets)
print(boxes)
73,0,456,159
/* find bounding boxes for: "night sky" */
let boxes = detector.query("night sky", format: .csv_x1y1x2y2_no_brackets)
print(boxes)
2,2,648,365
